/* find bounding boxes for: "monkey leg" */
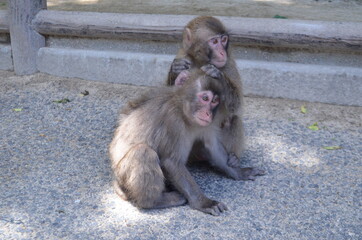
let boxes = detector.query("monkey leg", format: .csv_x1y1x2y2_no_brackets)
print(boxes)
204,133,265,181
163,158,227,216
220,115,245,159
114,144,186,209
152,191,187,209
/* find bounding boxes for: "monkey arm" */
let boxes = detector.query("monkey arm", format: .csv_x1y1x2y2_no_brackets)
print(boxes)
167,58,192,85
200,64,224,80
162,158,227,216
203,132,265,180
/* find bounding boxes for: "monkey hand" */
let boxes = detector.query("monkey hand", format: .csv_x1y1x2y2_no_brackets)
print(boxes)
201,64,223,80
171,58,191,74
190,196,228,216
234,167,266,181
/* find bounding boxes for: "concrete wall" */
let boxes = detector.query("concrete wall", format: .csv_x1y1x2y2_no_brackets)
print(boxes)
0,43,12,71
36,37,362,106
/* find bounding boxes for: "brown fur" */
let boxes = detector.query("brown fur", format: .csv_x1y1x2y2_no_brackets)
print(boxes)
167,16,244,159
166,16,265,181
109,70,229,215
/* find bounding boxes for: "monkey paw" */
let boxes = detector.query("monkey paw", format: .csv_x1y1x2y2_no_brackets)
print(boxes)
227,153,240,168
201,64,223,79
191,198,228,216
236,167,266,181
171,58,191,74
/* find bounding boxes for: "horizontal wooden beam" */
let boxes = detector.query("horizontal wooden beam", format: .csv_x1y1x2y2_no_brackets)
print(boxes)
11,9,361,52
223,17,362,51
0,10,9,33
32,10,188,41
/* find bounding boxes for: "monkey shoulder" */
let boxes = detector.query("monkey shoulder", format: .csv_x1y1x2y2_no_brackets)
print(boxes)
119,86,187,140
121,87,169,114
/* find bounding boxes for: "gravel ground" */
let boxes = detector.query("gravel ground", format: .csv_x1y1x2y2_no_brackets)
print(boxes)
0,70,361,239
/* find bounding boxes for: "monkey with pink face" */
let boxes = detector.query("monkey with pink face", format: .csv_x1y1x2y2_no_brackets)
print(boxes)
109,16,264,216
110,70,229,216
168,16,265,181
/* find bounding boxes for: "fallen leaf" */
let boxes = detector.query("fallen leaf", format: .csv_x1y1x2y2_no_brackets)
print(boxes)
301,105,307,114
273,15,288,19
323,146,342,150
308,122,319,131
13,108,22,112
53,98,71,104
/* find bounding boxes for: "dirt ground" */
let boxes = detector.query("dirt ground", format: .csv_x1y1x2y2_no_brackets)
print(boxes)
1,0,362,22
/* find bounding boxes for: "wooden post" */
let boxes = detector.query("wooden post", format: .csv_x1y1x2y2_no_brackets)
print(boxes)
8,0,46,74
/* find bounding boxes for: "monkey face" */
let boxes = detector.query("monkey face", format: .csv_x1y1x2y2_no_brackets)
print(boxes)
207,34,228,68
192,90,220,127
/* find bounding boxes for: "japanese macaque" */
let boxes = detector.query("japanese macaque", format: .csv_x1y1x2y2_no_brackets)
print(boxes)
109,70,229,215
167,16,264,180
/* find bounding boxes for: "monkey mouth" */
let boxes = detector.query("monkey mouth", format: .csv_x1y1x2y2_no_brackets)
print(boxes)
213,60,227,68
196,117,212,126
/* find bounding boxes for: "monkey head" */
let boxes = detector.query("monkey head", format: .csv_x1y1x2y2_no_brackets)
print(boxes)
182,16,229,69
179,71,223,127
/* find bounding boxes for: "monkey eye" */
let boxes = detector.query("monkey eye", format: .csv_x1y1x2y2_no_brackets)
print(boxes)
202,94,209,102
212,95,220,104
212,38,218,44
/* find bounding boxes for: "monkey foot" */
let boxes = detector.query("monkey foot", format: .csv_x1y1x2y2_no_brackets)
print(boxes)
191,198,228,216
206,201,228,216
235,167,265,181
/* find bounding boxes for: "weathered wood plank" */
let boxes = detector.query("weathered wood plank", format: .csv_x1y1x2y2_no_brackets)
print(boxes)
222,17,362,51
32,10,362,51
8,0,46,74
33,11,189,41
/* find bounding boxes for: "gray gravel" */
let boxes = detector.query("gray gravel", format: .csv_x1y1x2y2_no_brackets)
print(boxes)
0,70,361,239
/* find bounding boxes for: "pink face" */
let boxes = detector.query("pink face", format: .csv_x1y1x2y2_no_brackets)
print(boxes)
194,90,220,126
208,34,228,68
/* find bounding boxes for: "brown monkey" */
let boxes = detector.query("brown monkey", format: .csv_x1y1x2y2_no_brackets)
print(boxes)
168,16,264,180
109,70,229,215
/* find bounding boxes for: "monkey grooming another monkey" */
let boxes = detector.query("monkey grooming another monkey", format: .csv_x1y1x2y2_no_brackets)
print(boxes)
109,70,228,216
167,16,265,180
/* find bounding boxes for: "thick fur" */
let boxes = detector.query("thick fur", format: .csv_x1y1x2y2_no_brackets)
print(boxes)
167,16,245,160
166,17,266,182
109,71,229,215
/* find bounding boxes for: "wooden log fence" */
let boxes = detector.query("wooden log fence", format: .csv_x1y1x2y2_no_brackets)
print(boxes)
0,2,361,75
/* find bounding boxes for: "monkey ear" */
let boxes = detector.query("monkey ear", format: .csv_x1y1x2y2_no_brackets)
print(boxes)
182,28,192,50
175,70,190,86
